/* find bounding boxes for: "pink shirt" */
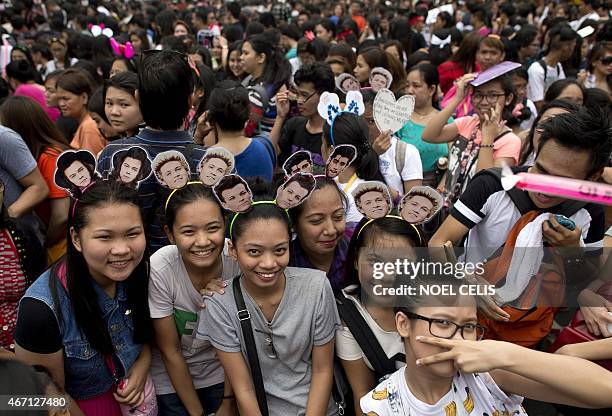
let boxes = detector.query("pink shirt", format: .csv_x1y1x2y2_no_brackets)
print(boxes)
453,115,522,164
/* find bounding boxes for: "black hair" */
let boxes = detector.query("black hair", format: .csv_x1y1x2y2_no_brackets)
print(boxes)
537,106,612,177
546,23,578,53
111,56,138,74
436,11,454,29
244,33,292,93
343,216,426,290
5,59,39,84
293,62,335,94
138,50,195,130
281,24,301,42
289,176,348,224
230,181,291,243
11,44,37,70
164,182,224,229
110,147,152,187
520,100,579,165
323,113,384,182
512,27,538,49
87,86,109,123
49,181,153,356
297,37,330,62
193,63,217,120
246,21,265,37
207,80,249,131
224,41,244,81
32,42,54,61
316,18,336,38
407,63,440,107
189,45,213,68
129,29,151,51
104,70,139,100
583,87,612,113
544,78,584,104
429,28,454,67
473,73,517,122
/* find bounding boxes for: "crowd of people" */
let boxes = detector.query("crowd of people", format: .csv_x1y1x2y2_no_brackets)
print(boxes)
0,0,612,415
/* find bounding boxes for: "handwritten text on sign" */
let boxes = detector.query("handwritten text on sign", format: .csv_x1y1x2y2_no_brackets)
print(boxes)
373,89,415,133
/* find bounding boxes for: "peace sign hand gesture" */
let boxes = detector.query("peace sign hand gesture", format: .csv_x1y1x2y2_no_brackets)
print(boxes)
415,336,516,373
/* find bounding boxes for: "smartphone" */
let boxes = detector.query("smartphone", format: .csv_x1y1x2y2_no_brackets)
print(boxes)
549,214,576,231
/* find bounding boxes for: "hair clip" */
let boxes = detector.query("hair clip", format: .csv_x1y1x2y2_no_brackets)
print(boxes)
304,30,316,42
110,38,135,59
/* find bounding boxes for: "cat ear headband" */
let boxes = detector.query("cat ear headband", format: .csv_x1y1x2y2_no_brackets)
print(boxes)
110,37,135,59
317,90,365,146
89,23,114,38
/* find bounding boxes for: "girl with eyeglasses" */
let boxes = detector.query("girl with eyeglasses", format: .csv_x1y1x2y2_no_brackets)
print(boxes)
422,69,521,207
149,183,240,416
196,190,341,415
336,216,426,413
361,274,612,414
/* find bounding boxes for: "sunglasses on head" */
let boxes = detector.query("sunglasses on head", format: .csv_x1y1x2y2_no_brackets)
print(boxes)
49,37,65,47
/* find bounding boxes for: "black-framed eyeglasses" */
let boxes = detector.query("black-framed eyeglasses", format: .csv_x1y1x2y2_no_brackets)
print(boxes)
472,92,505,104
403,311,486,341
254,328,278,359
289,89,318,104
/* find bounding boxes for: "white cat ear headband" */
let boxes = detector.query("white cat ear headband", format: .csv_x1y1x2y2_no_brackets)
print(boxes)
317,90,365,146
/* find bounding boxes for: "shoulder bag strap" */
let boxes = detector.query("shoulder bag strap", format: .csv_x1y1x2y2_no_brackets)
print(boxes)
232,278,269,416
395,139,407,176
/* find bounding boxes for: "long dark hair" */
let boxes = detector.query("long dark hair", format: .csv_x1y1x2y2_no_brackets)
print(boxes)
343,216,426,290
49,181,152,356
0,96,71,159
245,34,292,93
449,31,481,73
323,112,384,182
519,100,579,165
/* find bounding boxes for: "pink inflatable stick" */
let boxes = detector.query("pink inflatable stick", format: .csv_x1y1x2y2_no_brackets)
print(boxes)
501,167,612,206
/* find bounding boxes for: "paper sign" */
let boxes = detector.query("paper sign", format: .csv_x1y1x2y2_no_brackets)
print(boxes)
373,88,415,134
426,4,454,25
469,61,521,87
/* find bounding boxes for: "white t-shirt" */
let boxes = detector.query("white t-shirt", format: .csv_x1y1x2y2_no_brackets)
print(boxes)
336,289,405,371
335,175,366,224
519,99,538,132
148,243,241,394
527,60,566,103
361,366,527,416
378,137,423,195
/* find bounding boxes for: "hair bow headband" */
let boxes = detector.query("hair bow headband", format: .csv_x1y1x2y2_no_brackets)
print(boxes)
430,34,451,49
110,37,135,59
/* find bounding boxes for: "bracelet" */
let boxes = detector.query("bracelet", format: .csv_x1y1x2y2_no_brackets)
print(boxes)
480,143,494,148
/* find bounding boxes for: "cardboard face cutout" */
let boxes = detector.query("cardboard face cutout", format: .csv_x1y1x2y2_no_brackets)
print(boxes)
213,174,253,213
197,147,235,187
351,181,392,220
369,67,393,92
109,146,152,189
282,150,313,176
325,144,357,179
336,73,361,94
152,150,191,190
275,173,316,209
54,149,99,196
399,186,444,224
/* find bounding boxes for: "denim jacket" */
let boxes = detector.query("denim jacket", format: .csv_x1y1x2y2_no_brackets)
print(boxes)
22,268,142,400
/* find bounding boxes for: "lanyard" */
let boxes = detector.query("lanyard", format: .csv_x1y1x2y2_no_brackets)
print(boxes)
341,173,358,193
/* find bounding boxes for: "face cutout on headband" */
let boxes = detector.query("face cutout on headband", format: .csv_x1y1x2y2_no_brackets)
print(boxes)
282,150,313,176
275,172,316,209
325,144,357,179
54,150,99,196
108,146,152,190
152,150,191,190
213,174,254,213
197,147,235,187
398,186,443,224
352,181,392,220
335,73,361,94
369,67,393,92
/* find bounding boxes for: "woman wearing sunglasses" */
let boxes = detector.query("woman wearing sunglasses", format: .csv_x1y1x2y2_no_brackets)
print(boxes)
361,274,612,415
582,41,612,95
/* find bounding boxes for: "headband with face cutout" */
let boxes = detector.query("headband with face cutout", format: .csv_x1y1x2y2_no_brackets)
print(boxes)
398,186,444,225
54,149,100,197
109,146,153,190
